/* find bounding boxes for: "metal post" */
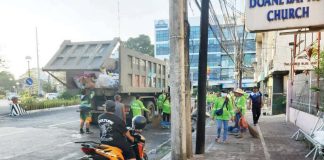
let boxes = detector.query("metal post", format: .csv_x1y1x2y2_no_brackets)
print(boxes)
36,27,42,96
169,0,188,159
27,60,31,78
317,32,321,110
195,0,209,154
292,34,297,79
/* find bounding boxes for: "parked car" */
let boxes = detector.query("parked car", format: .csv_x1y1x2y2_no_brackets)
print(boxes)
45,93,59,100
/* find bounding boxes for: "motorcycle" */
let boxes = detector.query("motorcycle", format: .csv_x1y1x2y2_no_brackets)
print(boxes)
76,116,148,160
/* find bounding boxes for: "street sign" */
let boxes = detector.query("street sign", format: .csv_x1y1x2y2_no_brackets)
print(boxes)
245,0,324,32
26,78,33,86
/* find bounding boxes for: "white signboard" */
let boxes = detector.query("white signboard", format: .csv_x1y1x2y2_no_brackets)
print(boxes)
245,0,324,32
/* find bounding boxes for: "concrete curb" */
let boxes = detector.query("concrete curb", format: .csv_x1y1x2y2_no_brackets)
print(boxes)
26,105,79,114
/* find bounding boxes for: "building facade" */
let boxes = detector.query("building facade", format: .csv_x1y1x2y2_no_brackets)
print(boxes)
154,18,256,89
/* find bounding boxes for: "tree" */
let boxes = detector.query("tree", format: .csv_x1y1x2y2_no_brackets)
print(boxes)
125,34,154,57
0,71,16,91
42,81,56,93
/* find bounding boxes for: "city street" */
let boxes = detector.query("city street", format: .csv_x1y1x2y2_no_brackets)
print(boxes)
0,105,171,160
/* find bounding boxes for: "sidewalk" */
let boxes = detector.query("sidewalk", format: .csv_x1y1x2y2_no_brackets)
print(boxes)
162,113,312,160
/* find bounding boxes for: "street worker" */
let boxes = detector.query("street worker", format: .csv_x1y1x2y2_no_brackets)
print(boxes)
249,86,263,126
232,88,247,138
98,100,136,160
79,89,94,134
206,92,214,112
9,97,27,116
157,90,166,114
211,90,234,143
130,95,150,117
114,94,126,123
162,95,171,124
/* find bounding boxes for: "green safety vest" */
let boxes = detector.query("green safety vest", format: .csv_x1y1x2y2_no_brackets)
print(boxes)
157,94,166,109
162,99,171,114
131,100,147,117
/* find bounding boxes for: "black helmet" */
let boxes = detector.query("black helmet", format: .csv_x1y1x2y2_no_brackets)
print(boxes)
132,116,147,130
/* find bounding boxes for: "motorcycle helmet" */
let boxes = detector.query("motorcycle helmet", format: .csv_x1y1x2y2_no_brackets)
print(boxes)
132,116,147,130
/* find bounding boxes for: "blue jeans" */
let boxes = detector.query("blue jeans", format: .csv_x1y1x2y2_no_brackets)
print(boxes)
234,112,245,132
216,119,229,142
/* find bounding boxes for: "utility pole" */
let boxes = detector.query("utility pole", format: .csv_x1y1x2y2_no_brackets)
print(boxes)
36,27,42,96
316,32,321,111
169,0,190,159
196,0,209,154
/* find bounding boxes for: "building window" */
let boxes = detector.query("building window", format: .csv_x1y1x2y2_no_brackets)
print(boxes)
190,26,200,39
209,68,221,80
221,55,234,67
156,30,169,42
156,43,169,55
244,39,256,51
207,54,221,67
208,39,220,52
243,53,256,67
189,54,199,67
221,68,234,80
189,40,200,53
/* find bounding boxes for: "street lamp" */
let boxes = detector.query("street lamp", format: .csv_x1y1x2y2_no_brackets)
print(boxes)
25,56,32,78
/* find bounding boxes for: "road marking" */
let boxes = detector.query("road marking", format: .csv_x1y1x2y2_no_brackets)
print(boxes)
0,131,25,137
256,125,271,160
57,152,79,160
57,142,74,147
48,120,79,128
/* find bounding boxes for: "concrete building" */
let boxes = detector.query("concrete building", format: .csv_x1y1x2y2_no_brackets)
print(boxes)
154,18,257,89
254,31,323,117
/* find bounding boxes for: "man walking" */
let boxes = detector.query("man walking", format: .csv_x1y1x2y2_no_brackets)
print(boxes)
249,86,263,126
114,94,126,123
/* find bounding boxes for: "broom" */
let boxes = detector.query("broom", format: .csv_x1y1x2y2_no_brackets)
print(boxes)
247,123,260,138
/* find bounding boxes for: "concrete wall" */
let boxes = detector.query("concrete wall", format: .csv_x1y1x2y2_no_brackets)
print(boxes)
289,107,323,134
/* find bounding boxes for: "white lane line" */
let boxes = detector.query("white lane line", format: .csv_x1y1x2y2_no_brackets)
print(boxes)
57,152,79,160
0,131,25,137
57,142,74,147
257,125,271,160
48,120,79,128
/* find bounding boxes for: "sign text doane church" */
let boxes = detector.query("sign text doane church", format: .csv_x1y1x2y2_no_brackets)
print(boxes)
246,0,324,32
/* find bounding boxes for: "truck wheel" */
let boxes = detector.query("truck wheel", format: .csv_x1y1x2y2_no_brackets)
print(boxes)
144,101,155,123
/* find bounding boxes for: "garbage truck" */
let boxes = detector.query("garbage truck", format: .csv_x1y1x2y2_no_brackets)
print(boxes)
43,38,168,124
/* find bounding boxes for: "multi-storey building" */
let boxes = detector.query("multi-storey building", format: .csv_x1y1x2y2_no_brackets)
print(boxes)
154,18,256,89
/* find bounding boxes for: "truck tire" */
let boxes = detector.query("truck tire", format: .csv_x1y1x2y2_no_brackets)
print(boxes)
144,101,155,123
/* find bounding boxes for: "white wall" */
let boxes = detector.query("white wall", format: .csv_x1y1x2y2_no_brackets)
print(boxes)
289,107,324,134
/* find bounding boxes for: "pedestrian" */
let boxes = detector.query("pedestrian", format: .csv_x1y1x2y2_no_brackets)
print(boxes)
130,95,150,117
232,88,247,138
157,90,166,115
98,100,136,160
79,89,94,134
249,86,263,126
211,91,234,143
9,97,27,116
162,96,171,125
114,94,126,123
207,92,214,112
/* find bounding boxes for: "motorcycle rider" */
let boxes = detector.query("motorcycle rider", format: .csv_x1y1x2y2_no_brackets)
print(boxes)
98,100,136,160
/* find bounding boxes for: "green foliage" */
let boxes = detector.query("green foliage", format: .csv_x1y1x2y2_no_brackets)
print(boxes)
125,34,154,57
310,86,321,92
58,91,76,99
20,97,80,111
42,81,56,93
311,47,324,78
0,71,16,91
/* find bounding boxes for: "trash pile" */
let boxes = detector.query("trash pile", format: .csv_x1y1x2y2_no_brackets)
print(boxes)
74,72,119,89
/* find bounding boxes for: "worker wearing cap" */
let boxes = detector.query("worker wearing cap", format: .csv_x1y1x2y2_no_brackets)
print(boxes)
130,95,150,117
232,88,247,138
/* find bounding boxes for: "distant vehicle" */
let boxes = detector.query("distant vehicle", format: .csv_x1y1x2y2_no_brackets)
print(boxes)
6,92,19,100
45,93,59,100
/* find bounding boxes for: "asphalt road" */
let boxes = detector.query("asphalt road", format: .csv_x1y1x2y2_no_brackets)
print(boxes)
0,105,170,160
